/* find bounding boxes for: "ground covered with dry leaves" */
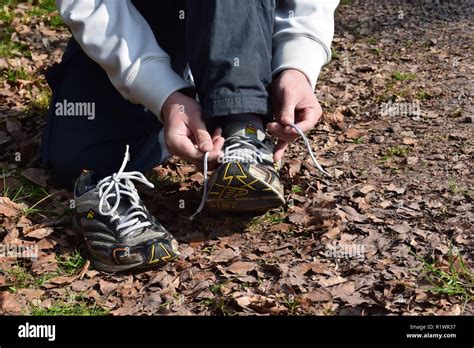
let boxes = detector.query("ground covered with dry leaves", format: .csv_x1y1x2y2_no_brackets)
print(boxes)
0,0,472,316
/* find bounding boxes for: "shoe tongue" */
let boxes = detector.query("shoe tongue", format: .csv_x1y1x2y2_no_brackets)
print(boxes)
223,122,266,141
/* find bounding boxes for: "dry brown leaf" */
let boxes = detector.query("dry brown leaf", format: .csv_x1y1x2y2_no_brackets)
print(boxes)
360,184,376,194
48,275,76,286
70,279,96,292
345,128,365,140
0,197,25,217
111,307,138,316
301,288,333,303
211,248,236,263
21,168,49,187
321,109,346,130
228,261,256,275
31,253,59,275
389,222,411,234
143,292,162,311
319,275,348,287
0,291,23,314
287,158,302,178
99,279,119,297
25,227,54,240
17,288,44,300
385,183,406,195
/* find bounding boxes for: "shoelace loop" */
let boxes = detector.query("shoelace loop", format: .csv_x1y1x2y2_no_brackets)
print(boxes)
220,137,263,164
97,145,155,237
189,123,331,220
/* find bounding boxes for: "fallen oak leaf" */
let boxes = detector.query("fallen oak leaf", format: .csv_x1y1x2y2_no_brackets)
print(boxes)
16,288,44,300
385,183,406,195
389,222,411,234
360,184,376,195
99,279,119,297
329,281,370,306
318,275,348,287
287,158,302,178
345,128,365,140
70,278,96,292
0,291,23,314
143,292,163,312
211,248,236,263
269,223,292,233
338,205,367,223
301,288,333,303
321,109,346,130
47,275,77,286
0,197,27,217
110,307,138,316
228,261,256,275
24,227,54,240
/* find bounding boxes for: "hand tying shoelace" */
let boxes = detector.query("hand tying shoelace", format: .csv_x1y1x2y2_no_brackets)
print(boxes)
189,123,331,220
97,145,155,236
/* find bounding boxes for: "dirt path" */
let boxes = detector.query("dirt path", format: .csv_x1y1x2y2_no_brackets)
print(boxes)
0,1,472,316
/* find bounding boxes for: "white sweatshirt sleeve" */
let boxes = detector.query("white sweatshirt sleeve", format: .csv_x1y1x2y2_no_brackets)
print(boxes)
56,0,192,122
273,0,339,89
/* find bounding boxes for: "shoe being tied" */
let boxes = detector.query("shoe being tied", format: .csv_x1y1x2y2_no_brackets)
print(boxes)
190,122,331,219
204,123,285,213
73,146,179,272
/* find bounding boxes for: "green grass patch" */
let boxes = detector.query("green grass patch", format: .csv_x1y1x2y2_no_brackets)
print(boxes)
366,36,377,45
417,89,432,100
264,211,285,224
4,66,29,83
26,86,52,116
0,0,62,59
30,293,107,316
3,249,86,292
380,146,411,161
448,177,470,196
391,71,416,82
411,245,473,308
291,185,303,194
283,296,300,315
57,249,86,275
5,264,54,291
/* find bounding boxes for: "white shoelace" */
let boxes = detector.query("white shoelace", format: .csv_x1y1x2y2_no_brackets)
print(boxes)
189,123,331,220
97,145,155,237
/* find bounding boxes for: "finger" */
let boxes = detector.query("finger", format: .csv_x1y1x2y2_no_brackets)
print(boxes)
212,127,223,142
189,113,213,152
170,135,206,165
267,122,299,142
294,107,322,133
277,92,297,126
207,136,225,170
274,139,289,162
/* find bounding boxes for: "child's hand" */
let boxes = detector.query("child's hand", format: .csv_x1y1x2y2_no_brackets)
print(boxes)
267,69,323,162
162,92,224,168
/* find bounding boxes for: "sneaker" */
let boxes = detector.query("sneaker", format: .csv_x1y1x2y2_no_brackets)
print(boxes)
204,123,285,213
190,122,331,219
72,146,179,272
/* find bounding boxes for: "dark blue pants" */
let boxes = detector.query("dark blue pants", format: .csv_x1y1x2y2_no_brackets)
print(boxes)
41,0,276,190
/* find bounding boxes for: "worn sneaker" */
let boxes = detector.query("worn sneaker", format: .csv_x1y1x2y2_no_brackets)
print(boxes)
190,123,332,219
204,123,285,213
72,146,179,272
